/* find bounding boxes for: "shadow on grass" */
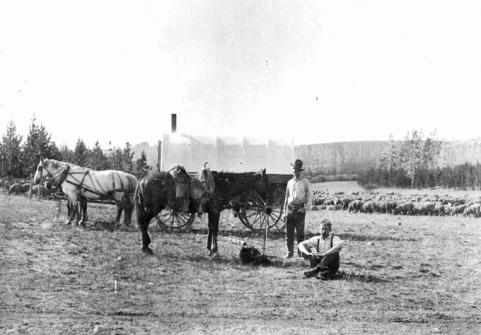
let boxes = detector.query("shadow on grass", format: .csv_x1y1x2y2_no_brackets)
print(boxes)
336,233,416,242
149,252,391,282
151,250,308,269
78,220,138,233
335,271,391,283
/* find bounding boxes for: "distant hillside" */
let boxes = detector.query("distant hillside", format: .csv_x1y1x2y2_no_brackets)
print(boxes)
131,142,159,169
131,139,481,174
437,138,481,167
295,141,390,174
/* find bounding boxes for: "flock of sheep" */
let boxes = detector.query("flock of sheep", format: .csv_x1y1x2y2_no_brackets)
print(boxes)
0,178,58,199
3,176,481,218
312,189,481,218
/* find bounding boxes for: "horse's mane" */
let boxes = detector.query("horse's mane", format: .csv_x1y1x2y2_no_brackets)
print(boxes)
45,158,83,170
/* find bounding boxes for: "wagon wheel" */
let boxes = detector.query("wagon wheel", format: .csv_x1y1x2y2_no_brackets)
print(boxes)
155,208,196,231
238,188,286,232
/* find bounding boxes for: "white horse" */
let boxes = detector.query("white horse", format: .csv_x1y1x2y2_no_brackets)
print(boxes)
33,158,138,227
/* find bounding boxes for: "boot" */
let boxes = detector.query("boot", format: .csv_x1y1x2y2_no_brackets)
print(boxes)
304,266,320,278
317,270,334,281
284,252,294,259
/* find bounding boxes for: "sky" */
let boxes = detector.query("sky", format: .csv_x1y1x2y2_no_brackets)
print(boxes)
1,0,480,149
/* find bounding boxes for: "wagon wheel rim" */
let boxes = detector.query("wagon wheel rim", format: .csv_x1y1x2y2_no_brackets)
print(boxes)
155,208,196,231
238,190,285,232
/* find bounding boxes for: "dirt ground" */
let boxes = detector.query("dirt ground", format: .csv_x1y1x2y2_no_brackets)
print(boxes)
1,188,481,334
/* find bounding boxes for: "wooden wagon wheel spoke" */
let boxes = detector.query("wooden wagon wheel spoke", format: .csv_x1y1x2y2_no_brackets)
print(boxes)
155,207,196,231
238,188,286,232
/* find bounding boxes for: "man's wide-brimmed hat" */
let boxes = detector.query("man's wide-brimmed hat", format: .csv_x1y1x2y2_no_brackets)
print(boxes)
290,159,304,171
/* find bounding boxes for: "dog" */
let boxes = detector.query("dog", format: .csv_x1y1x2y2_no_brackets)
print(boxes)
239,242,271,265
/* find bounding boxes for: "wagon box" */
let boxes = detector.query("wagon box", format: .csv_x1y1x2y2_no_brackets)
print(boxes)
157,132,295,233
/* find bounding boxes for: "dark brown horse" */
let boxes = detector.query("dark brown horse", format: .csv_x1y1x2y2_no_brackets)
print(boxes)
135,167,271,255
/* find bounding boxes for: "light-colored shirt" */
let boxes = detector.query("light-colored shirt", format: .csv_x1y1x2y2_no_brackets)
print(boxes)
302,234,343,254
284,176,312,213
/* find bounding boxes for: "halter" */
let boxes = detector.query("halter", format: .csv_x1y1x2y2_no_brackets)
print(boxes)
38,161,70,185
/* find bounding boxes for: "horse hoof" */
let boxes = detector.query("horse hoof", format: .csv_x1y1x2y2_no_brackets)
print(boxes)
142,247,154,255
209,252,220,259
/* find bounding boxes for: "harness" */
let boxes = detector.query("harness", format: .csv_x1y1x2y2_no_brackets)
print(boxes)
38,163,69,185
41,161,112,198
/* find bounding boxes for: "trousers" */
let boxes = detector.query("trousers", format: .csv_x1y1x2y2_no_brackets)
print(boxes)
286,211,305,253
301,251,340,274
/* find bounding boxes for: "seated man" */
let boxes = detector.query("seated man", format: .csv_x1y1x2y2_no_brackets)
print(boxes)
298,219,343,280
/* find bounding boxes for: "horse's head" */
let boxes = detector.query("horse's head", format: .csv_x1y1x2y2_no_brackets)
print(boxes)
33,158,69,186
33,158,46,185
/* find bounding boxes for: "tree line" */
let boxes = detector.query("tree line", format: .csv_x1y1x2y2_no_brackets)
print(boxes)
358,130,481,190
0,118,151,180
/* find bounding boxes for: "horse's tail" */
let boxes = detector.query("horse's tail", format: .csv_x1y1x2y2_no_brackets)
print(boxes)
128,174,139,194
134,180,146,225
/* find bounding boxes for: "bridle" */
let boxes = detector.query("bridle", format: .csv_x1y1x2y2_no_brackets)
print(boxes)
37,161,70,185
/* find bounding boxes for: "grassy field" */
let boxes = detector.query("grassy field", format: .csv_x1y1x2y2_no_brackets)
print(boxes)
1,184,481,334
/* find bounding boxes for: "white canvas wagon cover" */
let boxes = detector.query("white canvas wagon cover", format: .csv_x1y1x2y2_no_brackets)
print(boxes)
161,133,295,174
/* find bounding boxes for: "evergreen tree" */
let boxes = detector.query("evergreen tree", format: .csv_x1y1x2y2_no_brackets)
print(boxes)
422,132,442,169
108,147,124,171
122,142,134,173
88,141,109,170
73,139,89,166
134,150,150,178
400,130,424,188
59,145,75,163
0,121,23,177
22,116,58,176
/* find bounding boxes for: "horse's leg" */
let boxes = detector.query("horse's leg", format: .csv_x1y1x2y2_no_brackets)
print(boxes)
78,197,88,226
115,203,123,226
138,216,153,254
211,210,220,255
207,209,220,256
69,194,80,226
207,211,213,253
66,199,73,225
82,198,88,222
123,198,133,226
115,194,132,226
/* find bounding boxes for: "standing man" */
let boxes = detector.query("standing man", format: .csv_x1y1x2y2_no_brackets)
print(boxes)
283,159,312,258
298,219,343,280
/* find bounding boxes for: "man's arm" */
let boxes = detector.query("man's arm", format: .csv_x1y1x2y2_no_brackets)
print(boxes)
282,181,290,218
298,239,313,256
305,179,313,210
